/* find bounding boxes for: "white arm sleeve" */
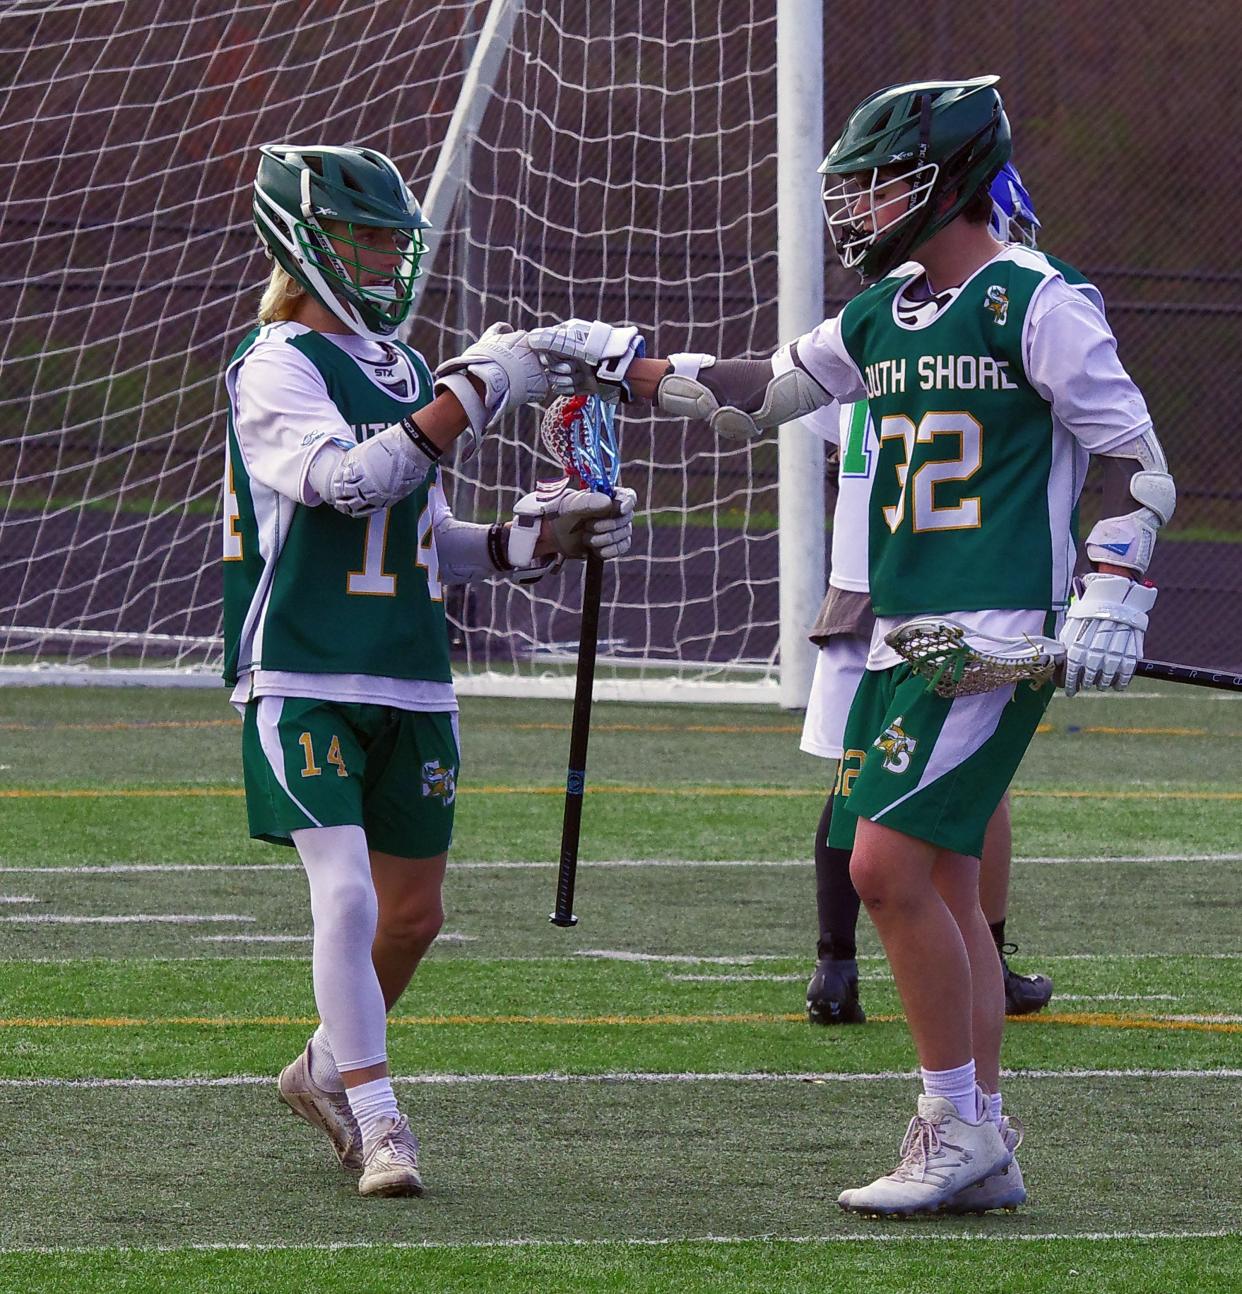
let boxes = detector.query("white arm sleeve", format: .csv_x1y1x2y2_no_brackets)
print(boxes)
786,312,869,405
433,482,551,585
228,340,356,506
1023,277,1154,454
434,512,497,584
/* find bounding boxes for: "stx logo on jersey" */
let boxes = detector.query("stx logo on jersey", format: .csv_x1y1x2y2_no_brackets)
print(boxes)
984,284,1009,326
873,716,918,774
420,760,456,805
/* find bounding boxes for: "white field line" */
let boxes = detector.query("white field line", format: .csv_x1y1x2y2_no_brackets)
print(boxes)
1,1067,1238,1090
577,950,787,965
193,934,310,943
1055,994,1180,1002
669,972,893,983
0,913,256,925
577,949,1242,965
0,951,1238,966
0,895,39,903
192,930,477,945
0,851,1239,875
2,1229,1236,1256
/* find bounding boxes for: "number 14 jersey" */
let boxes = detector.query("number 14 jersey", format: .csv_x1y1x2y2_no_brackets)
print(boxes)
222,321,452,706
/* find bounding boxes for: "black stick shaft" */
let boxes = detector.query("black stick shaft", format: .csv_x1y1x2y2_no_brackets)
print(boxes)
550,553,605,927
1135,659,1242,692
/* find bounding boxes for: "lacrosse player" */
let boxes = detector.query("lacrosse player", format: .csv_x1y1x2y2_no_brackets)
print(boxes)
526,78,1174,1216
802,162,1069,1031
225,144,634,1197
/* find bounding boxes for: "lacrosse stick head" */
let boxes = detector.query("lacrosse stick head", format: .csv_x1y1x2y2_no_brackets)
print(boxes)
539,394,619,497
886,617,1065,698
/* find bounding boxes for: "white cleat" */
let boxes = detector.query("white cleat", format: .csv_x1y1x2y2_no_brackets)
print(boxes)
359,1114,425,1198
943,1115,1027,1214
277,1043,363,1171
838,1095,1012,1218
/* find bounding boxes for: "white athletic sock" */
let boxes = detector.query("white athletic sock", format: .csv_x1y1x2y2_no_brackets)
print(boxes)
308,1025,344,1093
920,1060,978,1122
988,1091,1004,1130
345,1076,401,1151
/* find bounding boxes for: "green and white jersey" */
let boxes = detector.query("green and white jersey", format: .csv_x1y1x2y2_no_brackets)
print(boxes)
787,246,1149,631
222,321,455,710
801,251,1105,602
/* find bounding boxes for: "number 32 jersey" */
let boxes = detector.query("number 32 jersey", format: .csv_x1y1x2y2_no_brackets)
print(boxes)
222,321,452,708
788,246,1150,618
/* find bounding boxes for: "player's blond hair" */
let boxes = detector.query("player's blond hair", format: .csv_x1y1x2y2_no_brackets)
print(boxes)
257,263,305,324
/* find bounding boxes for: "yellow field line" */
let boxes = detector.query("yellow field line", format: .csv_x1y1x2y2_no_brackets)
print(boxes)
507,722,804,735
1,719,1229,738
0,720,240,733
0,1011,1235,1033
3,785,1241,802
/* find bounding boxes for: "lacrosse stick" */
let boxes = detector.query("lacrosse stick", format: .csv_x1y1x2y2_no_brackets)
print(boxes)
539,393,621,927
886,618,1242,697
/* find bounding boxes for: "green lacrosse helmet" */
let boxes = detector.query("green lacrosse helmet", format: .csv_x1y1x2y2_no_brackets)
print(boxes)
819,77,1011,280
252,144,430,341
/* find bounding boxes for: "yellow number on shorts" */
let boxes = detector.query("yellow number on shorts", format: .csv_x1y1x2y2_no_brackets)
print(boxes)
326,734,349,778
298,732,322,778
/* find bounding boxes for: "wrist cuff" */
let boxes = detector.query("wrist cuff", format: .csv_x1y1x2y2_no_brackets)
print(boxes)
487,522,514,572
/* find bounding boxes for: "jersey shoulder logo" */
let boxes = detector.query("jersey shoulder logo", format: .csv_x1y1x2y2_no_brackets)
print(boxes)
873,715,917,774
984,285,1009,326
421,759,457,806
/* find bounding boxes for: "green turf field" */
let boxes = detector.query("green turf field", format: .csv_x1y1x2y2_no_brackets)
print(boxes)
0,685,1238,1293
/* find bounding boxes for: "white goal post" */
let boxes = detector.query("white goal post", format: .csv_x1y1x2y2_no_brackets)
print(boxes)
0,0,828,707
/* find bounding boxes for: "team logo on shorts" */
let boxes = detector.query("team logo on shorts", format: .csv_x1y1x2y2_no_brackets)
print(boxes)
984,285,1009,326
421,760,456,806
873,716,917,775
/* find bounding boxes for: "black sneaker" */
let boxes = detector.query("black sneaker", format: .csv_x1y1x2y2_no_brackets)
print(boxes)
1000,944,1053,1016
806,956,866,1025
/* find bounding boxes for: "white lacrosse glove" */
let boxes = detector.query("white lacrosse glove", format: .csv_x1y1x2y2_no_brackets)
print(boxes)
526,318,646,401
434,323,551,458
1059,572,1158,696
508,477,637,568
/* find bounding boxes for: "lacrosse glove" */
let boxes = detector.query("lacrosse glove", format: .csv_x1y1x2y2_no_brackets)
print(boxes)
1060,572,1157,696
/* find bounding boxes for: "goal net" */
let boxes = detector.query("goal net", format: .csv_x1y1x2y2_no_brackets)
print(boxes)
0,0,788,701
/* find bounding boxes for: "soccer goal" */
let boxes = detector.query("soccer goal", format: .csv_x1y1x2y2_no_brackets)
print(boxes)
0,0,826,704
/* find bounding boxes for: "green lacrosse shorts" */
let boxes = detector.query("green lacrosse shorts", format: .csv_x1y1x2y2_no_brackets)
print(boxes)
241,696,460,857
828,663,1053,858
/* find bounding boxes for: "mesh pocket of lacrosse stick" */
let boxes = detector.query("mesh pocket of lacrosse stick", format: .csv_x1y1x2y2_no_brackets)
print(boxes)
885,617,1065,698
539,394,620,496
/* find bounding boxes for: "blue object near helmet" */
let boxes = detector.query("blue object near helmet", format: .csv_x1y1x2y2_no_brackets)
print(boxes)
989,161,1040,246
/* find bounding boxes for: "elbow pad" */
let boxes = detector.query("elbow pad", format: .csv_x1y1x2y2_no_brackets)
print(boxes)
655,354,831,441
309,419,441,518
1085,469,1176,574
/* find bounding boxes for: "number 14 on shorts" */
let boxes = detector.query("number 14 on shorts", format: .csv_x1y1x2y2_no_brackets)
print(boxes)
299,732,349,778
